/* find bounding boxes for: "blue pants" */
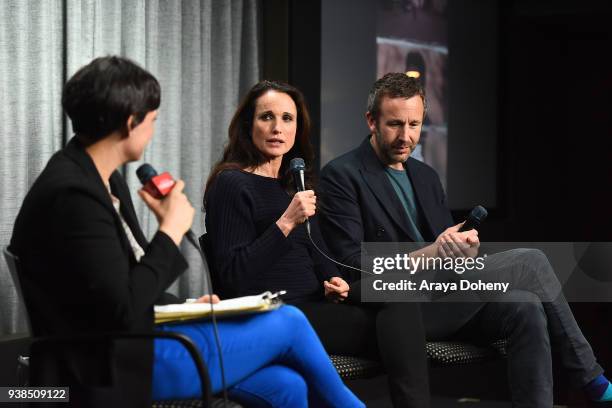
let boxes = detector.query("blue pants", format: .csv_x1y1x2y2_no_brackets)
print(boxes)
152,305,364,408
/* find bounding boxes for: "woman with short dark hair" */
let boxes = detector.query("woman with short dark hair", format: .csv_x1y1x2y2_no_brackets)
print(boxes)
10,56,363,408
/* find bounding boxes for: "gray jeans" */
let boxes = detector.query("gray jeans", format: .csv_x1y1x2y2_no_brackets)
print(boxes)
422,248,603,408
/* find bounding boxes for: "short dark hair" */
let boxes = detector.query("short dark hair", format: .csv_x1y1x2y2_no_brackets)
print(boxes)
62,56,161,146
367,72,426,121
204,80,314,202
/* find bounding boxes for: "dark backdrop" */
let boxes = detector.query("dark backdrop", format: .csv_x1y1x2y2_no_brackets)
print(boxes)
262,0,612,371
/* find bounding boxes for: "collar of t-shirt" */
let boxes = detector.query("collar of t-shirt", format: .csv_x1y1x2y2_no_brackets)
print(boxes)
384,166,425,242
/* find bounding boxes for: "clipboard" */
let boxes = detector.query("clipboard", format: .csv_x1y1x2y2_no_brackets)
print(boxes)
154,291,285,325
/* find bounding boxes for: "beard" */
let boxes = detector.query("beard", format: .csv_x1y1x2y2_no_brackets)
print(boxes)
374,127,416,166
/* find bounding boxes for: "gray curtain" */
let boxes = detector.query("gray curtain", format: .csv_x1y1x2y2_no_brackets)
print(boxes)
0,0,261,336
0,0,64,336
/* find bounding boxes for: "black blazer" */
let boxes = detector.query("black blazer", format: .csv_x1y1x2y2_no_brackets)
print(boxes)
319,137,454,280
10,138,187,407
319,137,481,337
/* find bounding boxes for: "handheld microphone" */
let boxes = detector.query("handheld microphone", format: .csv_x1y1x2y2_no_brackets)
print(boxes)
458,205,488,232
136,163,198,243
289,157,306,192
289,158,311,235
136,163,176,199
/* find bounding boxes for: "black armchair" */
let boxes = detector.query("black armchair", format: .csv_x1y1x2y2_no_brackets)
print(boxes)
3,246,240,408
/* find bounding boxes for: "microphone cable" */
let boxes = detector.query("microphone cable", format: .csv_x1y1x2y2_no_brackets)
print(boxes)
304,226,375,277
185,230,228,407
288,157,375,278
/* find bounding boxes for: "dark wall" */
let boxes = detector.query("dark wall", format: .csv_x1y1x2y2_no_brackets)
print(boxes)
493,0,612,372
261,0,323,170
320,0,377,167
491,0,612,241
447,0,499,210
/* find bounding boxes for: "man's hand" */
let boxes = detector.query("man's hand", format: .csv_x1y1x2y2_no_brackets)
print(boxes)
324,277,350,303
435,222,480,259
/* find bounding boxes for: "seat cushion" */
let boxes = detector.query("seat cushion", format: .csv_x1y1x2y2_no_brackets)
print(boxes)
426,339,508,365
329,354,383,380
329,339,508,380
152,398,242,408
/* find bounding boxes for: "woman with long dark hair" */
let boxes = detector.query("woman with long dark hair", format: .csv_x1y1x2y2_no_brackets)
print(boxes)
204,80,431,407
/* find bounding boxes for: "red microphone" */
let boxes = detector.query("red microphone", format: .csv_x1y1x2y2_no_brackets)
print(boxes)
136,164,175,199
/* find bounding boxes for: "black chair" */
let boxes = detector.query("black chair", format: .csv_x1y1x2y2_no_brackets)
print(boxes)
3,246,240,408
198,234,507,380
29,332,215,407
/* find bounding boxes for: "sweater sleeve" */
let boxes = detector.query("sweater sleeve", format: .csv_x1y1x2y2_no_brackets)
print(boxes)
205,171,293,295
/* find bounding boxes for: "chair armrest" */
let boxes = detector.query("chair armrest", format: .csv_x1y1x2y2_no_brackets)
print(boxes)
31,331,213,407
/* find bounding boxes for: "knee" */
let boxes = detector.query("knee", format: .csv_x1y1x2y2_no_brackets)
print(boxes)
276,305,309,325
516,248,553,272
274,305,312,336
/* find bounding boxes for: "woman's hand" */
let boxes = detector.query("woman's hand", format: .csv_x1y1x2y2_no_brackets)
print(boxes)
276,190,316,236
139,179,195,246
194,294,221,304
324,276,350,303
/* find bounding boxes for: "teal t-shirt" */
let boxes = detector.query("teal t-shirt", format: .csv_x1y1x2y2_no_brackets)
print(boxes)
385,166,425,242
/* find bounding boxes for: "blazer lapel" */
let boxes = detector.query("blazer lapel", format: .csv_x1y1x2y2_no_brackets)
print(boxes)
109,171,149,250
358,138,420,241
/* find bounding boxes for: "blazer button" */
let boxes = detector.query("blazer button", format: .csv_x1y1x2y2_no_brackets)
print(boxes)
376,227,385,237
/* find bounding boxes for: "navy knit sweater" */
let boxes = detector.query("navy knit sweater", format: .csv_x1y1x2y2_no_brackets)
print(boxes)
204,169,337,302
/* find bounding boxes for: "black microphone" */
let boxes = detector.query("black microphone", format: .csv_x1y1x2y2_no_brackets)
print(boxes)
290,158,306,191
289,158,310,235
458,205,488,232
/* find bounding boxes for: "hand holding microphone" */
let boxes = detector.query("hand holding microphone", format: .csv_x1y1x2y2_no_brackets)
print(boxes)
436,205,487,259
137,164,195,246
277,190,316,237
276,158,316,236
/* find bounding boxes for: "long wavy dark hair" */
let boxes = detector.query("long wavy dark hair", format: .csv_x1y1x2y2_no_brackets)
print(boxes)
204,80,315,205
